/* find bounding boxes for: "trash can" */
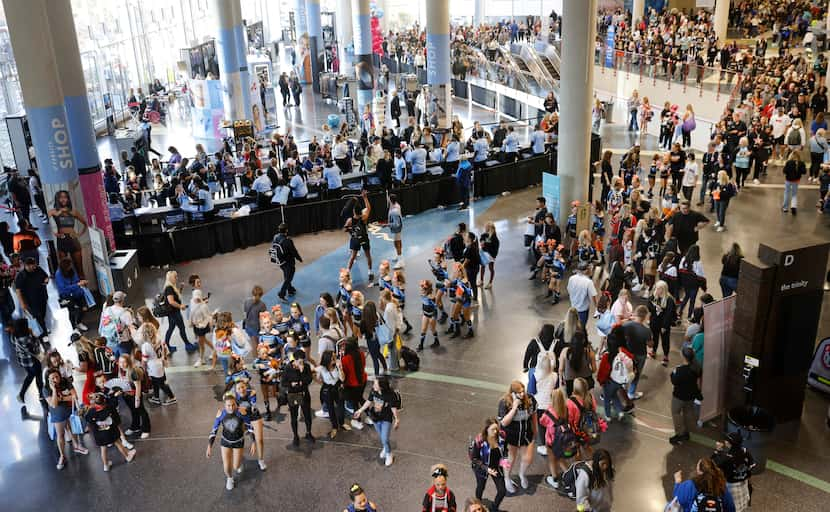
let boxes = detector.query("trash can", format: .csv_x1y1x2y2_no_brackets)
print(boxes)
726,405,776,474
604,100,614,122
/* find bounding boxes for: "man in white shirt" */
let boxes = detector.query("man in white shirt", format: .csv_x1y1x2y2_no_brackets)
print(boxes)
770,107,791,161
110,291,136,357
680,152,698,201
567,262,598,329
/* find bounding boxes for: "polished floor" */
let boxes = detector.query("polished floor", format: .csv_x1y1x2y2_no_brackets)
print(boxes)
1,88,829,512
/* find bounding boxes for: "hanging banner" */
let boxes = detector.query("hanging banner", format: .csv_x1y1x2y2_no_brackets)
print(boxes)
542,172,560,223
190,79,224,140
700,295,737,422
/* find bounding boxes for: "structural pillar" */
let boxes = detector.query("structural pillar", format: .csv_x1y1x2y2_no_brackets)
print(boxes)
632,0,645,33
352,0,374,116
337,0,355,76
47,0,115,253
214,0,251,121
306,0,323,93
3,0,95,282
557,0,596,224
426,0,452,129
294,0,310,83
474,0,483,26
713,0,730,44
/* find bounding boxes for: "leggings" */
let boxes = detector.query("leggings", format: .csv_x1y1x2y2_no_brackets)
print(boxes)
151,375,175,400
322,383,345,429
366,336,388,375
343,383,365,413
678,285,699,319
651,325,671,357
810,152,823,179
735,166,750,188
164,309,190,346
125,395,151,433
474,471,507,509
288,393,312,437
20,359,44,400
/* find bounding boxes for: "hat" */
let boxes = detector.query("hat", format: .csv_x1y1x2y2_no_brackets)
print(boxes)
112,291,127,303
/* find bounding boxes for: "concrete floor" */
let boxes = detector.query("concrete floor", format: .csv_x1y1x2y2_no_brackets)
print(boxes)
1,87,829,512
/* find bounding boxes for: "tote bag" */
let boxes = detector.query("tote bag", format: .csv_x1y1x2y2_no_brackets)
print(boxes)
69,404,86,436
376,315,393,346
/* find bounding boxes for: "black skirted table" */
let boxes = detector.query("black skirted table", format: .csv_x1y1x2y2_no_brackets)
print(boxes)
125,152,550,266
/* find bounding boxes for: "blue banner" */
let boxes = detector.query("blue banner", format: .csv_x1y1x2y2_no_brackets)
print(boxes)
542,172,560,223
426,33,451,85
27,104,78,184
218,26,240,75
64,95,99,171
605,25,615,68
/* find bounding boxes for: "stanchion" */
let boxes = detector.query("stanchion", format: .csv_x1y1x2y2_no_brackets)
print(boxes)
639,57,644,84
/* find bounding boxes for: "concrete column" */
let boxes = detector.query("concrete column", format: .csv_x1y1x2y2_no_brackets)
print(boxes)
556,0,596,222
826,1,830,89
474,0,484,26
337,0,355,76
352,0,374,115
713,0,730,44
46,0,114,252
632,0,645,34
214,0,251,121
295,0,310,83
426,0,452,128
306,0,323,92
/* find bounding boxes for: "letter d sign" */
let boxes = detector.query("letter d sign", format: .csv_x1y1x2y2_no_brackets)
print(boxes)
784,254,795,267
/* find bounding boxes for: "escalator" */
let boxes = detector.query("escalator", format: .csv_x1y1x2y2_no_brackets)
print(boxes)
540,55,559,81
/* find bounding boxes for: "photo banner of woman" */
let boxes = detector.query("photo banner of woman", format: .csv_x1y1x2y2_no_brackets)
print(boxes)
295,0,311,83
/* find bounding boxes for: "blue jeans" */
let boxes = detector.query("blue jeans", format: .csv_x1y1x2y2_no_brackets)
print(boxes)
603,380,623,418
719,275,738,298
627,354,647,398
164,309,190,346
577,309,589,330
373,420,392,454
279,264,296,297
628,110,638,131
366,335,388,375
715,199,729,226
217,354,230,375
782,181,799,209
698,176,709,204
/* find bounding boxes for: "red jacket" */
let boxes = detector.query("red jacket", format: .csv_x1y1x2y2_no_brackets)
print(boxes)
341,352,367,387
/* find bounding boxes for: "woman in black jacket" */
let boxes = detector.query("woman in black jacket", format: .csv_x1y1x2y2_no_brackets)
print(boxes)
462,232,482,302
647,280,677,367
782,150,807,214
478,222,500,289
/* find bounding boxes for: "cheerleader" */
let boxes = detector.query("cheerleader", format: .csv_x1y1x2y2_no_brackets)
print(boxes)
635,220,660,298
252,343,280,420
336,269,355,336
271,305,291,342
350,291,365,339
418,280,440,351
288,302,311,349
591,201,606,259
390,269,413,334
447,263,474,338
314,293,336,336
544,241,567,305
428,247,450,324
234,380,267,471
574,230,600,269
225,354,253,391
564,201,579,259
658,153,671,198
85,391,136,472
377,259,393,291
662,184,679,219
206,393,256,491
647,154,659,198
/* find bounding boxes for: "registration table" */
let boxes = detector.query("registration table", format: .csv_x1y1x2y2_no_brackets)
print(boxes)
121,152,551,266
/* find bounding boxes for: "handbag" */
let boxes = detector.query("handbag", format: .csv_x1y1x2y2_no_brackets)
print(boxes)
81,287,96,308
152,294,172,317
24,310,43,338
376,316,393,346
287,391,304,407
69,404,86,435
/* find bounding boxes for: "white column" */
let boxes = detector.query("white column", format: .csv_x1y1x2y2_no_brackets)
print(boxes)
556,0,596,223
632,0,645,34
337,0,354,76
474,0,484,26
713,0,730,44
826,0,830,89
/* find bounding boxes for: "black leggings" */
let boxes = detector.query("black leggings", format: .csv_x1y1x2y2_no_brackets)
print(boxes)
810,152,823,179
475,471,506,509
322,383,345,430
20,359,44,400
736,166,750,188
164,310,190,346
151,375,175,400
288,393,312,437
652,325,671,357
125,395,151,433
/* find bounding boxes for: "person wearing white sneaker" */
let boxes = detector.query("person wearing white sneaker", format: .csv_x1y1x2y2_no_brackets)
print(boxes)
470,418,508,510
497,381,538,491
233,380,267,471
387,193,404,266
207,394,256,491
85,392,136,472
139,323,177,407
353,376,400,468
341,338,368,430
189,289,215,368
45,369,86,470
712,171,737,234
478,222,499,290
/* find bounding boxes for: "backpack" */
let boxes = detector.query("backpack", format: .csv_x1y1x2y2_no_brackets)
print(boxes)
446,233,465,261
269,235,288,266
400,345,420,371
596,309,614,336
611,350,635,384
690,492,724,512
569,397,601,444
558,461,593,500
545,410,580,459
787,128,802,146
99,306,128,348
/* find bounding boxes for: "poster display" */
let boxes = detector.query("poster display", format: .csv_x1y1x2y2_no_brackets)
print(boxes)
89,226,113,297
189,79,224,140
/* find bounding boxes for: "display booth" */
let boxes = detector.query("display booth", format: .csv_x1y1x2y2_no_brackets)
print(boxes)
189,79,225,146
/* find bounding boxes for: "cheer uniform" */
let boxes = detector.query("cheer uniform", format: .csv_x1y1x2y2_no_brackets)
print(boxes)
209,410,254,449
288,315,311,348
235,389,262,422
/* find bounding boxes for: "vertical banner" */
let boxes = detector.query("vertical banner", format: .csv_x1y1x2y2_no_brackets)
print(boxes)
605,24,615,68
542,172,561,223
190,79,225,140
352,0,374,114
88,226,113,297
306,0,323,92
700,295,737,422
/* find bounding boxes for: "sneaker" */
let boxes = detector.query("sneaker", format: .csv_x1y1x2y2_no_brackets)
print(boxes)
16,394,23,404
662,357,669,367
292,436,300,447
393,259,404,269
121,439,134,450
342,423,352,432
76,322,88,332
537,445,548,456
258,459,267,471
385,454,394,466
140,432,150,439
504,477,517,494
193,360,203,368
329,428,338,439
125,449,136,462
350,419,364,430
278,294,287,302
753,178,760,184
148,397,161,405
379,449,387,459
103,461,112,472
167,345,177,353
782,207,789,212
545,475,559,489
56,456,66,470
520,474,529,489
305,433,316,443
669,434,682,445
716,226,725,232
368,273,375,283
73,445,89,455
124,429,139,436
791,207,797,215
629,392,644,400
163,398,177,405
226,477,235,491
364,417,374,426
713,221,720,227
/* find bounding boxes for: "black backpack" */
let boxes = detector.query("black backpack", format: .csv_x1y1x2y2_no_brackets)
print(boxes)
400,345,420,371
446,233,465,261
558,461,593,500
269,235,287,266
544,410,580,459
690,492,724,512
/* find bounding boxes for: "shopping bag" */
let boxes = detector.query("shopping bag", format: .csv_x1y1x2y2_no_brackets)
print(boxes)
376,318,393,346
81,287,96,308
69,405,85,435
25,311,43,338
